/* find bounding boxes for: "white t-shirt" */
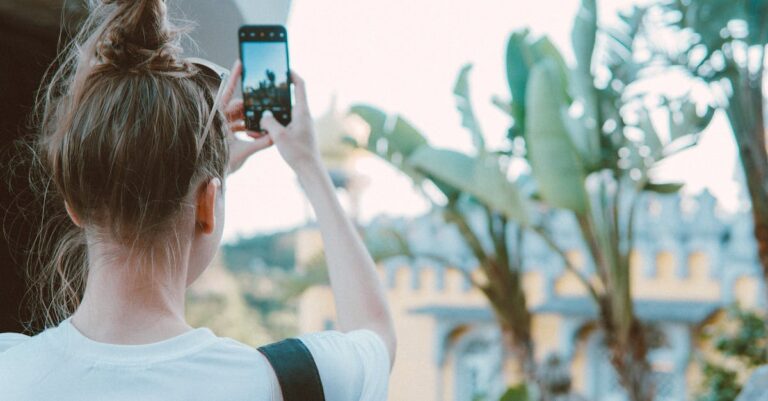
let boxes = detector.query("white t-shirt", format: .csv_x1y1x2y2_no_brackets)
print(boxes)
0,318,390,401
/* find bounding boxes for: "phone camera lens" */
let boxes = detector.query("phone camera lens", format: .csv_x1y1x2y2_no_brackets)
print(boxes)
250,32,255,37
269,32,274,37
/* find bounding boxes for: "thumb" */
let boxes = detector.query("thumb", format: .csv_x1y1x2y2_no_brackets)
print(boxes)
260,111,285,140
246,134,273,153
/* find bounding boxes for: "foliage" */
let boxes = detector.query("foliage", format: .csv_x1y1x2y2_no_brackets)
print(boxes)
221,229,299,272
712,307,768,366
499,384,530,401
189,229,329,344
697,305,768,401
350,1,714,400
186,269,282,346
351,64,538,393
698,362,742,401
656,0,768,299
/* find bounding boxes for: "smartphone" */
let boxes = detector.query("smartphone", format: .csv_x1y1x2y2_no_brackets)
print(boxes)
238,25,292,132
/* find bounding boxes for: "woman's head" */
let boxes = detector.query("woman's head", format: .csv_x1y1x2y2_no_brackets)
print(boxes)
26,0,230,329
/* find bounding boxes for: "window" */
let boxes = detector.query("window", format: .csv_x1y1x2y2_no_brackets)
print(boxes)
454,328,505,401
587,325,685,401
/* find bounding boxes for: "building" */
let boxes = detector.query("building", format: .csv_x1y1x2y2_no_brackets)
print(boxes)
297,189,763,401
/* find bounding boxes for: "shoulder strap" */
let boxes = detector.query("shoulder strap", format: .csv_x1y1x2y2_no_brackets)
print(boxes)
258,338,326,401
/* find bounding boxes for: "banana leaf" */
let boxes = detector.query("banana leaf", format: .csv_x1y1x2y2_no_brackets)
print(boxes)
408,147,529,224
454,64,486,152
525,60,590,215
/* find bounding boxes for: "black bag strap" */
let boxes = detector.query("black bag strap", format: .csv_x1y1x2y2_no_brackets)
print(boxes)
258,338,326,401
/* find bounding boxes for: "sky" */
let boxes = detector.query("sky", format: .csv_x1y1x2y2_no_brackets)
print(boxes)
241,42,289,89
221,0,744,243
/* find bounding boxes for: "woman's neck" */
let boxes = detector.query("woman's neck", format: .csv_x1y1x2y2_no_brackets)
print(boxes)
69,248,193,345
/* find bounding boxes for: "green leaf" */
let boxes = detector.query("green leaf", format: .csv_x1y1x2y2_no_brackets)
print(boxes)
341,135,359,148
499,384,529,401
746,0,768,45
568,0,601,167
688,0,740,51
561,105,600,172
408,147,529,224
530,37,570,101
644,182,684,194
505,30,531,137
504,31,570,143
668,99,715,142
526,60,590,214
572,0,597,77
453,64,486,151
688,103,716,132
350,105,431,191
491,95,514,116
350,104,428,160
605,26,633,55
637,108,663,160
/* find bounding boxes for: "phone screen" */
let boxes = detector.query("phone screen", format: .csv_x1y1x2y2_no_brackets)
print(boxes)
239,25,291,132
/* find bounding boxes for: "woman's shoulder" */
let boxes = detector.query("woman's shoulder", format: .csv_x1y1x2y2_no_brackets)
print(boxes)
297,329,390,366
296,329,391,401
0,332,31,354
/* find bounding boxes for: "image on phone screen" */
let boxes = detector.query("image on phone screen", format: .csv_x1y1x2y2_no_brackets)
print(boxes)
239,26,291,132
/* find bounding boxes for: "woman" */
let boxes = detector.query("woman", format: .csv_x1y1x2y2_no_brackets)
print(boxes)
0,0,396,400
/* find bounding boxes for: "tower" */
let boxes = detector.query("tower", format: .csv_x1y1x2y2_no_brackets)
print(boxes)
315,96,369,223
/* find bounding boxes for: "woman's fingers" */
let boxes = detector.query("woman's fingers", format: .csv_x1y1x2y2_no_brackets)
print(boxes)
260,111,285,139
244,134,274,153
227,134,274,174
228,119,268,142
221,60,242,106
230,117,270,138
290,70,309,116
225,98,244,122
228,120,246,133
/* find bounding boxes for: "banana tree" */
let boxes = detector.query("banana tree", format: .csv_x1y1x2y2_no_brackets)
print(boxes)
349,1,713,400
653,0,768,304
349,100,544,396
497,2,711,400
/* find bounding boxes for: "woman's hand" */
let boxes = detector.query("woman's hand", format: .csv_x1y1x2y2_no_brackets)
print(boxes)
259,71,323,174
220,60,274,175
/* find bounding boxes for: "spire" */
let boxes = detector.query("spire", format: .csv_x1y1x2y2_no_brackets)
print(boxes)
311,95,370,222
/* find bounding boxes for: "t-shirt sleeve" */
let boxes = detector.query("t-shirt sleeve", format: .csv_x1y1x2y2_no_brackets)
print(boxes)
297,329,390,401
0,333,29,354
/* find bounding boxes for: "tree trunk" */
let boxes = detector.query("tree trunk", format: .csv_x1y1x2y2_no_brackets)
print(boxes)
726,71,768,305
758,217,768,291
496,313,542,400
604,315,655,401
484,276,540,398
733,122,768,304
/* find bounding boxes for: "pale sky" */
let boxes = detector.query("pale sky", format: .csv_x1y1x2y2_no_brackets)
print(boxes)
241,42,289,89
221,0,743,243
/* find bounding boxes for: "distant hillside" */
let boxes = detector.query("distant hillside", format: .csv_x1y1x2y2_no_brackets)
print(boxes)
221,227,303,272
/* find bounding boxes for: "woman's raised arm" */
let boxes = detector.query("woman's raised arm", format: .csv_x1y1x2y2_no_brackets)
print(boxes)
259,72,397,368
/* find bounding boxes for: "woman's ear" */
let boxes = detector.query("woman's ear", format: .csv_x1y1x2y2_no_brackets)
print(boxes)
195,177,221,234
64,201,82,227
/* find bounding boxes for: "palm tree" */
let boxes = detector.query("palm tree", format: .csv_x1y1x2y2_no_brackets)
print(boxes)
349,1,713,400
655,0,768,300
350,101,540,395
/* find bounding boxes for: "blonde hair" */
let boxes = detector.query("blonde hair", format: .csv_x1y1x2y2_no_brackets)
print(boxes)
20,0,229,331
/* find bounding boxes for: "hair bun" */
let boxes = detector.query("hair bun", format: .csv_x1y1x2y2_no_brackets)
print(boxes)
97,0,187,72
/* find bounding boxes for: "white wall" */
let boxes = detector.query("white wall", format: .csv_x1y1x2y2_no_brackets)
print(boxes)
174,0,293,67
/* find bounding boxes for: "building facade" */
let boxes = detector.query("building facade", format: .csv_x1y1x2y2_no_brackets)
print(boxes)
297,191,763,401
